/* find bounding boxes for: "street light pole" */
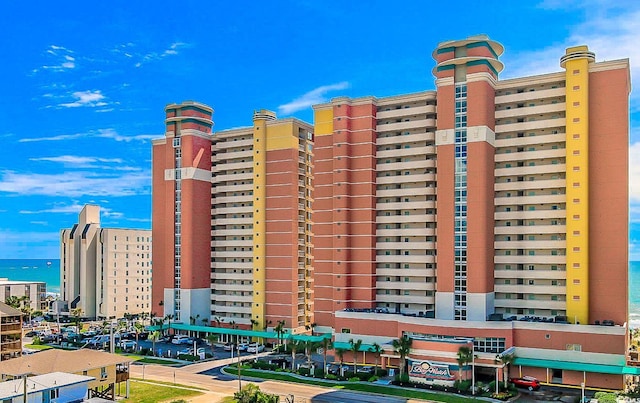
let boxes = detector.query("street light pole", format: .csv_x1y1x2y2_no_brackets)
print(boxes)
471,348,475,395
581,382,585,402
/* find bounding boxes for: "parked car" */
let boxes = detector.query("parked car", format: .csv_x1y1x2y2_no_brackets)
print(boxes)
118,340,137,350
247,344,265,353
171,335,191,345
510,376,541,391
223,343,233,351
25,330,42,337
237,343,249,352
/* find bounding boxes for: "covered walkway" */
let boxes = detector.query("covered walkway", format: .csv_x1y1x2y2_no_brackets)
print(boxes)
146,323,330,344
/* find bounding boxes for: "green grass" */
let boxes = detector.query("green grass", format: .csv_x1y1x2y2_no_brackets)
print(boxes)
131,378,208,391
123,379,204,403
24,344,53,350
232,368,481,402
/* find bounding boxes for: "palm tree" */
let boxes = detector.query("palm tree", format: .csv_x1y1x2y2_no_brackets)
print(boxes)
392,335,412,378
369,342,383,377
291,340,303,372
321,338,333,376
148,331,160,356
349,339,363,374
70,308,83,332
133,321,144,351
457,346,473,381
163,314,174,336
335,348,347,377
274,320,286,351
305,322,317,336
5,296,22,309
495,353,515,388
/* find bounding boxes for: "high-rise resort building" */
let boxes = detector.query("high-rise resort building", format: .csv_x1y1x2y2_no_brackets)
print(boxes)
60,205,152,320
152,36,633,389
152,104,314,332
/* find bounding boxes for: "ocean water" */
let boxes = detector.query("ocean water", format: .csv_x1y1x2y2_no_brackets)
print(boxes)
0,259,638,326
0,259,60,295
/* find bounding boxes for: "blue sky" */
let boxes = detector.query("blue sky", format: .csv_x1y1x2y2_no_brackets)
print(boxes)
0,0,638,259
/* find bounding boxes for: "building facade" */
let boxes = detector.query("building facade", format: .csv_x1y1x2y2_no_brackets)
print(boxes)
151,36,631,389
0,302,22,361
152,105,314,332
313,36,630,389
60,205,152,319
0,280,47,313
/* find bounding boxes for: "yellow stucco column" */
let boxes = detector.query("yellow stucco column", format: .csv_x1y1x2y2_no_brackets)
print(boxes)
561,46,594,325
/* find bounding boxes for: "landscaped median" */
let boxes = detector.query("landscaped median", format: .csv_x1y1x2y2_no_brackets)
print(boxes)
221,366,482,402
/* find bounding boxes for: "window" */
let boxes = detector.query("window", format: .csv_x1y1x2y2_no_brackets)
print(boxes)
50,389,60,399
101,367,108,379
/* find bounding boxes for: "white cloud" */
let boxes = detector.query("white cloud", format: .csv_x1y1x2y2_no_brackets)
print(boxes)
132,41,189,68
20,202,85,215
278,82,350,114
29,221,48,226
40,45,76,72
59,90,107,108
19,128,159,143
0,170,151,197
30,156,123,165
504,2,640,108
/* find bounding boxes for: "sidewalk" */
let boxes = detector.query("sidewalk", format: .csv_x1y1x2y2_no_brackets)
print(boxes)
180,351,272,374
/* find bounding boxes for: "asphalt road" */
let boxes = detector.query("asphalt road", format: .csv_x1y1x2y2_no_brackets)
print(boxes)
131,360,418,403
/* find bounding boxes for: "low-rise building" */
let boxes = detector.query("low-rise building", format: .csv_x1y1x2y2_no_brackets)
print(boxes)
0,279,47,313
0,349,132,400
0,372,94,402
60,204,152,320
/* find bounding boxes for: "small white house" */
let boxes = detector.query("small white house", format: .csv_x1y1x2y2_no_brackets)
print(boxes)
0,372,94,403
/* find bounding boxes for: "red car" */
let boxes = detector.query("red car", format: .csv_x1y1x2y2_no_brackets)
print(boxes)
510,376,541,390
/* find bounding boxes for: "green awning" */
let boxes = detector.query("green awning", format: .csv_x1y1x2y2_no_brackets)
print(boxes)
145,323,330,342
514,357,640,376
333,341,383,352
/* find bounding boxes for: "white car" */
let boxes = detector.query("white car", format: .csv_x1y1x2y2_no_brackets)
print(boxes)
171,335,191,345
119,340,137,350
247,344,265,353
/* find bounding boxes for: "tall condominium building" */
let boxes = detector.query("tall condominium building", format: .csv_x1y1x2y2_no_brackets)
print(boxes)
314,36,630,389
60,205,152,319
153,106,314,331
151,36,631,388
152,102,214,324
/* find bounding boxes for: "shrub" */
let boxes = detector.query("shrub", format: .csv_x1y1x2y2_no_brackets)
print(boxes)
594,392,617,403
313,368,324,378
368,375,379,382
395,372,410,385
325,374,338,380
454,379,472,393
298,367,311,376
32,336,42,345
234,384,279,403
348,377,360,382
177,353,199,361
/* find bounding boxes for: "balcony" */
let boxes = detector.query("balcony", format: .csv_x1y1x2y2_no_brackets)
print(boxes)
495,118,566,134
494,255,566,264
495,284,567,294
495,133,566,148
376,132,435,146
494,298,565,310
377,118,436,132
377,146,436,159
494,225,566,235
376,105,436,119
494,269,566,279
495,87,565,104
495,102,566,119
495,164,566,177
495,179,566,192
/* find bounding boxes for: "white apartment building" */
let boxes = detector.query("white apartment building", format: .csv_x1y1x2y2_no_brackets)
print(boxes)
0,280,47,313
60,205,152,320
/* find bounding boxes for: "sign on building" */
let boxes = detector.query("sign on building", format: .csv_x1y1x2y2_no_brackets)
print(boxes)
407,359,456,386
